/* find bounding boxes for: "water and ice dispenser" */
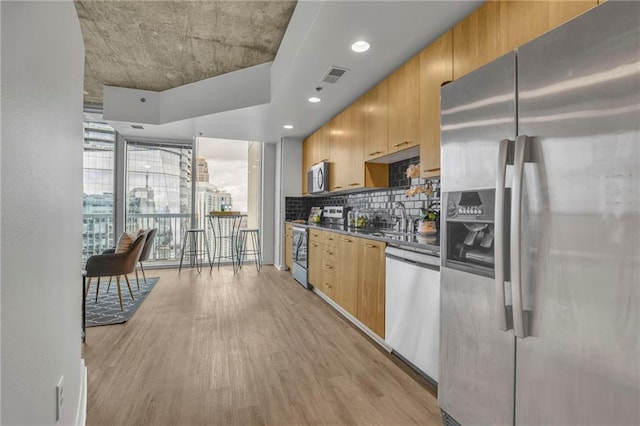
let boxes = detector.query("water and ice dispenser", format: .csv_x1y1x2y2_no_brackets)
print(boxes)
443,189,509,278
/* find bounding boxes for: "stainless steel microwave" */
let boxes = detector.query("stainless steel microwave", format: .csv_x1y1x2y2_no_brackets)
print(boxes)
307,162,329,194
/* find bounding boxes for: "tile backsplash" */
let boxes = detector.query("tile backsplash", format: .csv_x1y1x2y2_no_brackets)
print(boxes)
285,156,440,222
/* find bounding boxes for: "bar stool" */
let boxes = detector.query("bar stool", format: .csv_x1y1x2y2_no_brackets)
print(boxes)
179,229,212,273
237,229,262,271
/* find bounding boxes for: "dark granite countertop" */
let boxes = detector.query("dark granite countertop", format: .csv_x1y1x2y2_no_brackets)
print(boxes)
287,221,440,256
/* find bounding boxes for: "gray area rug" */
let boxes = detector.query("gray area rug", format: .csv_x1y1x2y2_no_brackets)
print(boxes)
85,277,159,327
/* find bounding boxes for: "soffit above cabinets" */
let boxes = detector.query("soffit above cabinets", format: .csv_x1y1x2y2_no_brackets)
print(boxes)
83,1,483,143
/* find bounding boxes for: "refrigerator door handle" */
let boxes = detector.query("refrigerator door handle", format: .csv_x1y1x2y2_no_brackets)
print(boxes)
511,134,530,338
495,138,512,331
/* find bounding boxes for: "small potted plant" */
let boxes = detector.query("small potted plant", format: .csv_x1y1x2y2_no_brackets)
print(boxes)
418,207,438,235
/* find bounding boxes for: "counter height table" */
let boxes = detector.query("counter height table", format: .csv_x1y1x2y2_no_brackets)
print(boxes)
208,213,246,273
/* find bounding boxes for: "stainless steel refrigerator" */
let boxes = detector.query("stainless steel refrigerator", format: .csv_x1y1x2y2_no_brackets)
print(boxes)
438,2,640,425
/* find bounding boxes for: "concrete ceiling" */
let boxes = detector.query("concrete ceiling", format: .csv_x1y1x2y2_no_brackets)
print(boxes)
83,1,484,143
75,0,297,104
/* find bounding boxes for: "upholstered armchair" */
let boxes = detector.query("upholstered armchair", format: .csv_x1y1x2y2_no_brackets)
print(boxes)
102,229,156,290
85,232,147,310
137,228,157,285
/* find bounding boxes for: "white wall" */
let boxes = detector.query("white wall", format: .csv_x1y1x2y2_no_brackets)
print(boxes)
1,2,85,424
273,137,302,269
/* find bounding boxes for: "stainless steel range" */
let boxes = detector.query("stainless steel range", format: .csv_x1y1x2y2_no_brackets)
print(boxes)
292,225,308,288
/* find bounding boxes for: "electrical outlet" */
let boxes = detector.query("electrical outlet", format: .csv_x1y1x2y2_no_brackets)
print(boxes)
56,376,64,422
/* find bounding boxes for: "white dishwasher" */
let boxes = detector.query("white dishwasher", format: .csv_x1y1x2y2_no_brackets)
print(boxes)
385,245,440,385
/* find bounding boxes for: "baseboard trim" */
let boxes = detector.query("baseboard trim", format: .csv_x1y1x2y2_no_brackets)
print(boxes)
75,359,87,426
312,287,392,352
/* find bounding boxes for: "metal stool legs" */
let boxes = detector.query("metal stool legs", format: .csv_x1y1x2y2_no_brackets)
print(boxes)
238,229,262,271
178,229,212,273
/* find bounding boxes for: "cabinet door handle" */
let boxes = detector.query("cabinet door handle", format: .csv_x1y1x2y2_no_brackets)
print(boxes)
368,151,382,156
323,265,334,269
323,282,333,289
423,167,440,172
361,243,377,248
349,182,360,186
333,186,343,190
392,142,404,148
324,250,333,255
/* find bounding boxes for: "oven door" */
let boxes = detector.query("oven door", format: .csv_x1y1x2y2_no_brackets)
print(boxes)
292,227,309,288
292,227,307,268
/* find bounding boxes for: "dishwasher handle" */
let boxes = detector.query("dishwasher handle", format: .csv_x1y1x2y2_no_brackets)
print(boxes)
385,253,440,271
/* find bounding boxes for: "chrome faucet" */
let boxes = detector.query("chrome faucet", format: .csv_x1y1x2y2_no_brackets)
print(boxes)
395,201,411,233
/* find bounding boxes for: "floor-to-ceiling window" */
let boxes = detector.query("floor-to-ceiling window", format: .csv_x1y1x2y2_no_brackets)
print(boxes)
82,121,115,261
81,121,263,266
125,141,193,262
196,138,262,260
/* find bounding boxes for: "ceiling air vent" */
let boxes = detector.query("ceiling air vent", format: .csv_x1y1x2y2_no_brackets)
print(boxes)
321,66,349,84
131,124,144,130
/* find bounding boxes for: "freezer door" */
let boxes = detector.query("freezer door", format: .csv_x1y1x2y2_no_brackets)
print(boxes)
440,53,517,193
439,267,516,425
439,52,517,425
515,2,640,424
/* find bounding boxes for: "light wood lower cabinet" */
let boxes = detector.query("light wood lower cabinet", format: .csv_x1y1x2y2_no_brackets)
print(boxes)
285,223,293,270
337,235,359,316
357,239,386,338
309,230,386,339
308,229,324,285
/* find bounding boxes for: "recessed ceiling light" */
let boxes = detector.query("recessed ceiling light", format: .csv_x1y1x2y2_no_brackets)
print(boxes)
351,40,370,53
283,124,294,130
308,97,322,103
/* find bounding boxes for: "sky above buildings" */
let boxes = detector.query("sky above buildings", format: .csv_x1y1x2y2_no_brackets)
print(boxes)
197,137,248,212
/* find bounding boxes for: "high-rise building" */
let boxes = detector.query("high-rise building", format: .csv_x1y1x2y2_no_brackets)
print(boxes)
196,157,210,183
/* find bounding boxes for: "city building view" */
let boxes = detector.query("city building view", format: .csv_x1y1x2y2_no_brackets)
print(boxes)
82,122,258,264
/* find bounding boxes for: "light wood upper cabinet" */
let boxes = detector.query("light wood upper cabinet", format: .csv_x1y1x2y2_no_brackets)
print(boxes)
453,1,502,80
330,101,365,192
357,239,386,338
344,97,365,190
500,0,597,53
302,134,312,195
388,55,420,153
454,0,599,80
547,1,597,30
363,79,389,160
328,111,347,192
314,125,330,165
419,30,453,178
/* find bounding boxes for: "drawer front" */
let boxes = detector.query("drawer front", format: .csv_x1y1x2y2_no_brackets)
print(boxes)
323,231,339,248
309,229,323,243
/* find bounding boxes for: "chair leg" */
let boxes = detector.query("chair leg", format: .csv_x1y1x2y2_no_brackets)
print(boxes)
106,276,112,293
115,275,124,311
124,275,135,300
85,277,92,296
94,277,101,303
134,268,140,291
140,262,147,284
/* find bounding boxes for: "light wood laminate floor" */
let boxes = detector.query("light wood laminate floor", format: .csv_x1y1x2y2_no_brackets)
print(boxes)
84,266,441,425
